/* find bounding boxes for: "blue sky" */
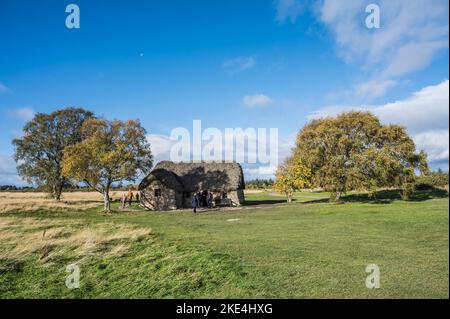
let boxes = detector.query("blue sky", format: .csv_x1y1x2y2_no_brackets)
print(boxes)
0,0,448,185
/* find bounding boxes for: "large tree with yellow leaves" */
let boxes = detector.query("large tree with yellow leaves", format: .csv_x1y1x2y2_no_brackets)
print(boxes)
62,118,153,211
292,111,428,201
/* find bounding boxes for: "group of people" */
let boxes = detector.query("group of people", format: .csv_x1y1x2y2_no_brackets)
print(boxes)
120,190,140,209
191,190,214,213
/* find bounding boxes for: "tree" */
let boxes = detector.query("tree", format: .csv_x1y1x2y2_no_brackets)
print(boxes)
246,178,274,190
415,168,449,189
274,157,311,202
293,111,428,201
61,118,153,211
12,108,93,200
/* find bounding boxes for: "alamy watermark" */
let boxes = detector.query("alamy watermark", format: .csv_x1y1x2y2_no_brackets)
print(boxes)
365,264,380,289
365,4,381,29
64,3,380,30
65,4,80,29
167,120,279,174
66,263,80,289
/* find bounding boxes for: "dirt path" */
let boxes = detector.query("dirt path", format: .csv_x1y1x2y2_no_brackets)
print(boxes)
171,200,325,214
267,192,328,199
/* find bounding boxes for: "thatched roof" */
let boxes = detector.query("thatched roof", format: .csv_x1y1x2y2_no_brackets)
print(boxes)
139,168,184,191
139,161,245,192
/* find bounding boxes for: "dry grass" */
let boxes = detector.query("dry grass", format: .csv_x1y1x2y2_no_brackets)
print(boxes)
1,190,269,213
0,191,124,213
0,216,151,269
243,189,265,194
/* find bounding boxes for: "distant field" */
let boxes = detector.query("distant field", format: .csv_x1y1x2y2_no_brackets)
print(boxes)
0,191,124,213
0,189,448,298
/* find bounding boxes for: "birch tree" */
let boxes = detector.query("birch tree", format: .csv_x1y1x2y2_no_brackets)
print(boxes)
62,118,153,211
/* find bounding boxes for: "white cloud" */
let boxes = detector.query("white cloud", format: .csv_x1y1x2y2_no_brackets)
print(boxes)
10,107,35,121
318,0,449,98
380,40,448,79
242,94,274,107
240,131,295,179
244,165,278,177
308,104,362,120
0,154,25,185
146,134,177,164
356,79,397,99
222,56,256,74
413,130,449,162
243,134,294,179
309,80,449,166
0,82,11,94
373,80,449,134
274,0,304,24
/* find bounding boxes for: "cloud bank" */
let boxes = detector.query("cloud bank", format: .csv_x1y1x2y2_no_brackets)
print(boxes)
309,80,449,165
318,0,449,98
273,0,449,99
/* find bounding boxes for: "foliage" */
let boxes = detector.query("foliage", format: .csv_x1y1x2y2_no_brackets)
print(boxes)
61,118,153,211
0,185,21,191
246,178,274,189
292,112,429,201
274,157,311,202
415,168,449,190
12,108,93,200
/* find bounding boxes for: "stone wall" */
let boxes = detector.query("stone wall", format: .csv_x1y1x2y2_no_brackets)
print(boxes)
227,189,245,206
180,190,244,208
140,180,182,211
141,181,245,210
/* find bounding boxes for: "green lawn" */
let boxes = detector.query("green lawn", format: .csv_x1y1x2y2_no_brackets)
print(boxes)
0,190,448,298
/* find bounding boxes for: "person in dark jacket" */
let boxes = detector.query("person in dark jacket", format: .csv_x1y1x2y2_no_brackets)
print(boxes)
135,192,140,204
192,193,199,213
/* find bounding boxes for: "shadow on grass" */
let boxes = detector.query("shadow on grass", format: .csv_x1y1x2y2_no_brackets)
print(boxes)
245,188,449,207
244,199,291,206
341,188,448,204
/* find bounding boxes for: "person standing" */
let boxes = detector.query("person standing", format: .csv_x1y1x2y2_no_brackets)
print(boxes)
136,192,140,204
192,193,199,213
127,189,134,207
207,191,213,208
202,189,208,207
120,192,126,210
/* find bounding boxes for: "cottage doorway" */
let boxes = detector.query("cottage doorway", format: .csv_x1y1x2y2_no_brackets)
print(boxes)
183,192,192,208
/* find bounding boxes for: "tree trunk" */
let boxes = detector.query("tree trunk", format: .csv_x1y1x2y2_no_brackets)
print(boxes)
330,191,342,202
54,182,64,201
103,191,111,212
287,192,293,203
335,191,341,201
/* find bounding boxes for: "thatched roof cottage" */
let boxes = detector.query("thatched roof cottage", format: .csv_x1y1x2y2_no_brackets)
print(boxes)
139,161,245,211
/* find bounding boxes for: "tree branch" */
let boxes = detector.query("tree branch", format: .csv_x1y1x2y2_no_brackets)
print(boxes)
83,179,103,194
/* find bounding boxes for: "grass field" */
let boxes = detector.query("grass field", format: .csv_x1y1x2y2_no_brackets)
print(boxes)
0,189,448,298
